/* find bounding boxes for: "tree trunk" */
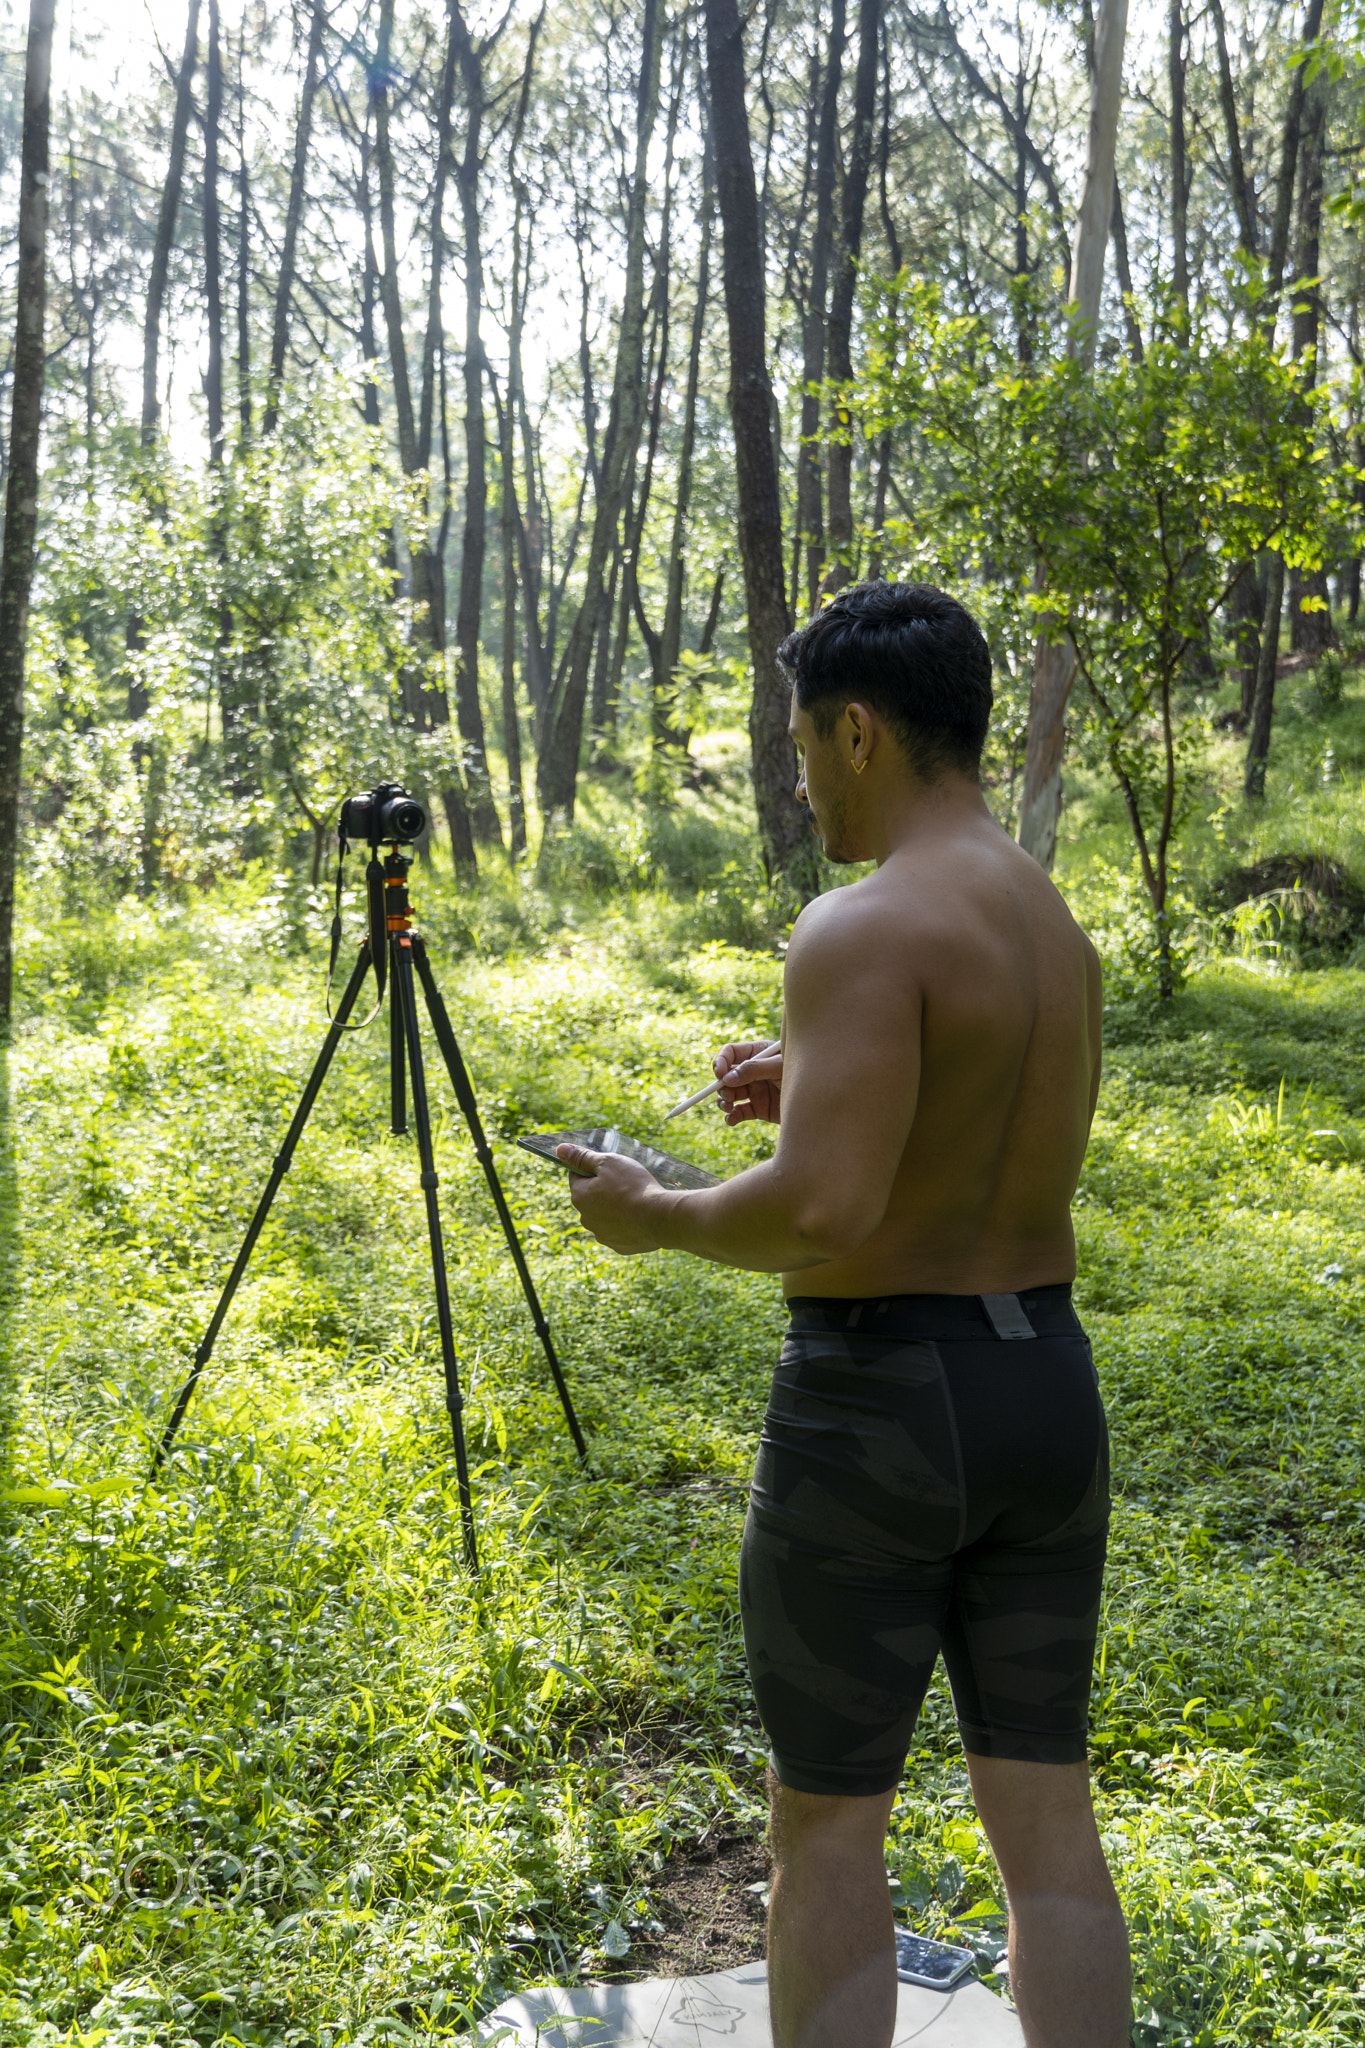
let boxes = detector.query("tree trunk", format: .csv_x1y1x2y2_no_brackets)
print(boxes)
0,0,54,1034
262,0,324,437
1068,0,1127,364
129,0,198,720
205,0,240,764
496,373,526,858
1110,173,1143,361
359,124,382,432
1208,0,1257,256
1231,559,1262,723
204,0,225,474
235,13,252,441
1014,68,1033,363
510,193,548,725
625,40,685,753
795,0,843,616
536,0,663,830
496,9,542,858
867,20,899,580
824,0,881,593
372,0,475,869
1288,64,1335,656
1016,0,1126,869
657,146,714,737
1168,0,1189,315
1265,0,1326,326
703,0,809,889
450,4,504,847
141,0,199,452
373,0,417,476
591,542,621,738
1245,554,1285,798
605,542,633,741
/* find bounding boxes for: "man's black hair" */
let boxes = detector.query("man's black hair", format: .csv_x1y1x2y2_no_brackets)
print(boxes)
777,580,993,777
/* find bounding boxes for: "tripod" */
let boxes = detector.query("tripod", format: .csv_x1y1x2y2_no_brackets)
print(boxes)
150,848,587,1572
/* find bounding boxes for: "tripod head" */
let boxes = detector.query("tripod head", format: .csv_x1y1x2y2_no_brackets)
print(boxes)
365,846,414,982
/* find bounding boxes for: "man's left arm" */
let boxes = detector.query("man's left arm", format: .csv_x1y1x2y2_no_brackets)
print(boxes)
560,897,922,1271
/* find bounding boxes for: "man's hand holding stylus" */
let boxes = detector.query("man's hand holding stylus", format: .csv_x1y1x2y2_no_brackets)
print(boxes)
714,1040,784,1124
555,1039,783,1250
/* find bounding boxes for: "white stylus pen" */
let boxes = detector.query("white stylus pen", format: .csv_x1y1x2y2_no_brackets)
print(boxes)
663,1041,783,1122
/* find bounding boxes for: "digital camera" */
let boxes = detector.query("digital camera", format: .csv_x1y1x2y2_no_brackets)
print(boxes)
339,782,427,847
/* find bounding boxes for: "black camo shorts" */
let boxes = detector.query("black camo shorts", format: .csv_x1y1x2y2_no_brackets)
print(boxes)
739,1285,1110,1796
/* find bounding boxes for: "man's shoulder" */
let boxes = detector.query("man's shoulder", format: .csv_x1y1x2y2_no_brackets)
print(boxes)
786,871,931,978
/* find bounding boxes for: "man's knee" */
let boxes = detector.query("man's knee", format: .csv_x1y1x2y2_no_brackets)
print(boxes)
966,1757,1113,1894
768,1769,896,1860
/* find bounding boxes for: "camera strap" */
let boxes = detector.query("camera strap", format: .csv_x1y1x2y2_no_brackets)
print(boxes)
326,828,346,990
324,830,384,1029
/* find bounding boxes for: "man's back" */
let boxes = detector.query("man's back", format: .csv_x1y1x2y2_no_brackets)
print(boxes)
779,802,1101,1299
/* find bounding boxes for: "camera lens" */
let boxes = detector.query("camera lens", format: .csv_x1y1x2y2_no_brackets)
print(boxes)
380,795,427,843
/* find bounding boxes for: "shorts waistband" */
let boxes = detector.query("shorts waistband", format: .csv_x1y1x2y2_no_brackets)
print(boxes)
783,1283,1079,1343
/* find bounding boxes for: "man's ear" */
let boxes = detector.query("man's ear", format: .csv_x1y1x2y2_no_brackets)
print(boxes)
845,700,878,775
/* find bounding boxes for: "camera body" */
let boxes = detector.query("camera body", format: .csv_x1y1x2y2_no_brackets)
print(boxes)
340,782,427,848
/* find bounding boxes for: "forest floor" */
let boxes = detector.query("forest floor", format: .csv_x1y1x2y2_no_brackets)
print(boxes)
1,871,1364,2046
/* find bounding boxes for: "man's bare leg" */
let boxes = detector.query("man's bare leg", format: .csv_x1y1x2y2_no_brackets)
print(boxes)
765,1773,898,2048
966,1756,1130,2048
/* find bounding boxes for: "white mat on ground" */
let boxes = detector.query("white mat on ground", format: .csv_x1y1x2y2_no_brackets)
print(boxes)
477,1959,1024,2045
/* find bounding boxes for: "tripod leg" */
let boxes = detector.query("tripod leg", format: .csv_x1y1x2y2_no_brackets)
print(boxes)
390,961,407,1134
150,941,374,1480
392,934,480,1574
410,933,588,1461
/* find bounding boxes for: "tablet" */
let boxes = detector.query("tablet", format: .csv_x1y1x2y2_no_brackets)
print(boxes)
516,1127,721,1191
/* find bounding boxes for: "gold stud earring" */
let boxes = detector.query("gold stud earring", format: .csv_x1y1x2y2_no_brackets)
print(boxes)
853,758,868,776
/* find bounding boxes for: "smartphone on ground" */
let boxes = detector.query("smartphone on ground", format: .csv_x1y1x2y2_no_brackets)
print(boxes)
894,1927,976,1990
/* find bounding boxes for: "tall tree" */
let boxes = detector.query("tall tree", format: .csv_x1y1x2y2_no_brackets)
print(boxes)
262,0,325,437
140,0,199,452
824,0,882,592
204,0,240,763
204,0,225,474
1287,56,1334,655
1168,0,1189,314
1015,0,1127,870
1208,0,1257,258
634,121,714,756
129,0,198,720
371,0,476,868
449,1,507,849
1245,555,1286,798
794,0,842,616
703,0,809,887
1208,0,1260,716
1264,0,1327,325
1245,0,1328,772
537,0,663,828
495,8,544,860
234,11,252,440
0,0,55,1034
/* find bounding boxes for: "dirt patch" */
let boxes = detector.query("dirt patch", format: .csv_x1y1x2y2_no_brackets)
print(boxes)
598,1833,769,1982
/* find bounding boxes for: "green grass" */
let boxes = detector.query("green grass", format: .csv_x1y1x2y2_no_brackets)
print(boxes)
1,874,1364,2046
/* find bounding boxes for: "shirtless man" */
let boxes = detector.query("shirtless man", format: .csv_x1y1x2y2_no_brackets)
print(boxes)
556,581,1130,2048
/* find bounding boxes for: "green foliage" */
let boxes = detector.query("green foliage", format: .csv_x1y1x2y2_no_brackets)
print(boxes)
26,374,435,904
854,276,1359,989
